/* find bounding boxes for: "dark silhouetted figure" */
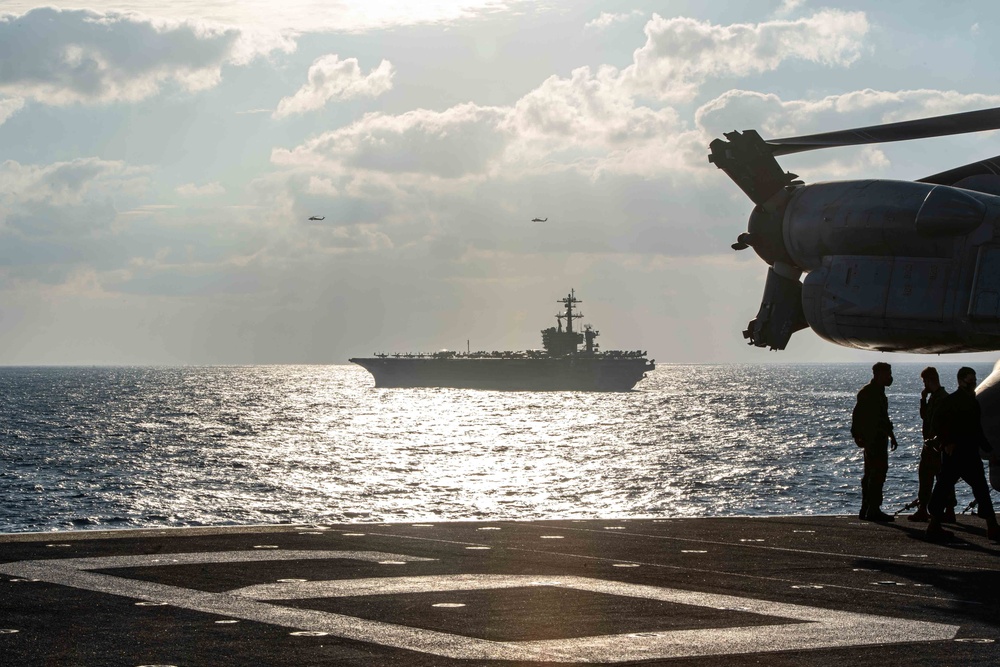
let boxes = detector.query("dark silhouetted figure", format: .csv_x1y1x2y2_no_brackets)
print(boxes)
908,367,955,522
926,367,1000,541
851,362,898,522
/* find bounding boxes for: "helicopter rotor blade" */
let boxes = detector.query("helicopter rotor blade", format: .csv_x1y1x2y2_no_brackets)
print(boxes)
710,106,1000,208
917,154,1000,187
767,106,1000,157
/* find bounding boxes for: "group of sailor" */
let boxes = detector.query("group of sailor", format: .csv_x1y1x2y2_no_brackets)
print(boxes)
851,362,999,542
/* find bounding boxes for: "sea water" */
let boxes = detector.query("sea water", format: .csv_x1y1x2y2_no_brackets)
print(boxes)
1,363,994,533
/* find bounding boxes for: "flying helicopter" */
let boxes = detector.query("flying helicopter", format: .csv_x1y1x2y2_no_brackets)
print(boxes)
709,106,1000,453
308,215,325,221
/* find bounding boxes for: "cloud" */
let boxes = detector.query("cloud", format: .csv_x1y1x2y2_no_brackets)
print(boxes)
623,10,869,101
0,97,25,125
0,157,276,299
176,181,226,197
694,88,1000,185
270,60,686,184
505,65,685,171
0,7,287,106
1,157,147,211
273,103,512,177
268,10,876,193
273,56,394,119
584,11,645,31
0,1,532,35
0,158,150,255
695,88,1000,140
774,0,808,17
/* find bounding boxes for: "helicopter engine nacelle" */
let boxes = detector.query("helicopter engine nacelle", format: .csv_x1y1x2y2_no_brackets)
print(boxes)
777,180,1000,352
715,106,1000,354
784,180,988,270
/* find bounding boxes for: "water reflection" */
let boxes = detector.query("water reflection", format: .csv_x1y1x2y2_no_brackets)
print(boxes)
0,363,988,531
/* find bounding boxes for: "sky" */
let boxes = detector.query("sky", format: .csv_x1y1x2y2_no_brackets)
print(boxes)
2,0,1000,365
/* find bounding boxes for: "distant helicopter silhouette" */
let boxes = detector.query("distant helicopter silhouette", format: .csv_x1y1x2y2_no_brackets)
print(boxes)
531,217,547,222
308,215,325,221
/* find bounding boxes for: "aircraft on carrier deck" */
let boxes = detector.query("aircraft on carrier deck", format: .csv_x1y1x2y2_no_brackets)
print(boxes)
709,106,1000,452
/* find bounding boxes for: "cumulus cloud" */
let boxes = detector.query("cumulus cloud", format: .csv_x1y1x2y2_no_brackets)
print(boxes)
260,8,885,263
273,56,394,119
584,11,645,31
506,66,682,160
0,7,287,106
0,97,25,125
1,158,147,210
774,0,808,17
0,158,148,247
273,103,512,177
268,10,877,191
1,0,530,35
695,88,1000,140
623,10,869,101
694,88,1000,184
176,181,226,197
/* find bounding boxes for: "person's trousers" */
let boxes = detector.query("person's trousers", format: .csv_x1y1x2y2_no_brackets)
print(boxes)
917,442,955,508
930,450,996,521
862,440,888,511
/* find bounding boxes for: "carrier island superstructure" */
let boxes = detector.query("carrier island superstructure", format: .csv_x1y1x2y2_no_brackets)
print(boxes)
350,290,654,391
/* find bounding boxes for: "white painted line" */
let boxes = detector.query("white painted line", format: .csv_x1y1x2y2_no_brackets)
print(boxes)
0,551,959,663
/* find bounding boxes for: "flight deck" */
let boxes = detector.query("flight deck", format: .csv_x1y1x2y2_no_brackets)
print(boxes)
1,516,998,665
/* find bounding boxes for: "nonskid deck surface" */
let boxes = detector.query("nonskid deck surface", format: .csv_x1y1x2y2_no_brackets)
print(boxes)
1,516,998,666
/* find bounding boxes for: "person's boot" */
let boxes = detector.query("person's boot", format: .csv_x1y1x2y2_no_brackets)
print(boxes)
942,507,957,524
987,519,999,542
908,507,930,522
926,517,953,541
865,508,894,522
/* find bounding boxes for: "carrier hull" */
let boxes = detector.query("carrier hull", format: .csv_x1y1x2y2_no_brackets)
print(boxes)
349,356,653,391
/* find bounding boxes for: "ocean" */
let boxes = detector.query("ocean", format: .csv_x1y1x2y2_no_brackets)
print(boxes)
1,362,995,533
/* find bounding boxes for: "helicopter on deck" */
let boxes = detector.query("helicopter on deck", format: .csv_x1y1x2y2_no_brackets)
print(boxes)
709,106,1000,452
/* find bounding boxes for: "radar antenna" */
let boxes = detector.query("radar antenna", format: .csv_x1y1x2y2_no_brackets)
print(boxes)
556,289,584,333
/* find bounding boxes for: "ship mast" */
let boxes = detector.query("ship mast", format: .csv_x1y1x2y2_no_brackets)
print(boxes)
556,289,583,334
541,289,588,356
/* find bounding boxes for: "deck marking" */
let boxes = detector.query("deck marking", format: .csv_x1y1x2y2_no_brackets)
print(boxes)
362,529,973,604
0,550,958,662
537,522,996,572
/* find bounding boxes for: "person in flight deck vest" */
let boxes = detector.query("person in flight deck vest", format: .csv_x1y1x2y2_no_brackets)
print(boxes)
908,367,956,523
851,362,898,522
926,367,1000,542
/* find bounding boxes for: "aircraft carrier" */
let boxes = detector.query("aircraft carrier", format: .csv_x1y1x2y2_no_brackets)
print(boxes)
350,290,654,391
2,515,998,666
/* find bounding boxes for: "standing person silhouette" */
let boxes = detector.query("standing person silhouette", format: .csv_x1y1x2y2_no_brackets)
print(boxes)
926,367,1000,541
851,362,898,522
908,367,955,522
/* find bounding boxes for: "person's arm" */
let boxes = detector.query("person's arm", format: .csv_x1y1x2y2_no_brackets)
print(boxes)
887,405,898,451
851,388,870,447
932,395,955,454
880,392,897,451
